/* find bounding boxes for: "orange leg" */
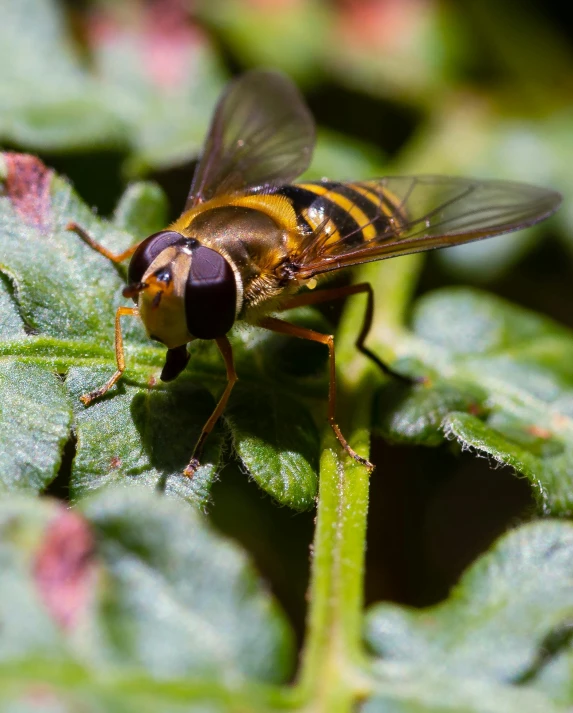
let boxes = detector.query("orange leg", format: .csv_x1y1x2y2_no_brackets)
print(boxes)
184,336,238,477
258,316,374,472
67,222,139,263
280,282,411,383
81,307,139,405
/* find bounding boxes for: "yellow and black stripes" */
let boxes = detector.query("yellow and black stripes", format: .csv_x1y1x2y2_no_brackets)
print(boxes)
277,181,403,253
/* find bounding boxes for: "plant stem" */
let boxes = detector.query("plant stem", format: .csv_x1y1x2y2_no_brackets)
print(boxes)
295,255,422,711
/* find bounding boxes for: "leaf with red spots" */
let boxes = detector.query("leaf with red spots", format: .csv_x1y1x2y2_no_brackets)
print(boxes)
0,0,226,175
0,152,320,509
0,152,227,504
196,0,461,99
3,490,573,710
3,150,573,515
0,487,295,709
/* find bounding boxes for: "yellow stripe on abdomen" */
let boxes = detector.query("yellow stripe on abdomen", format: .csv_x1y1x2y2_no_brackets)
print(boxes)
298,182,378,242
359,181,406,230
301,207,340,246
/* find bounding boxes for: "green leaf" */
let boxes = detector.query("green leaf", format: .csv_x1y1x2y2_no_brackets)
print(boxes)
375,287,573,515
0,0,226,174
0,152,329,507
82,487,295,682
0,487,295,705
0,153,136,341
66,367,221,507
0,153,223,500
0,272,26,339
198,0,465,100
112,181,169,237
87,1,226,176
0,0,123,151
363,677,566,713
0,361,71,492
365,521,573,704
375,379,487,446
225,385,320,511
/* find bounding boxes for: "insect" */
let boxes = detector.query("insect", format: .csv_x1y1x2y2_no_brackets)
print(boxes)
67,69,561,476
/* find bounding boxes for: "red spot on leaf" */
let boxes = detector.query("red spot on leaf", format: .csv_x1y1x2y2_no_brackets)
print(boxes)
143,0,202,89
335,0,428,52
88,0,203,90
110,455,122,469
3,153,53,233
33,508,97,631
148,374,158,388
244,0,302,9
526,424,552,439
24,685,61,708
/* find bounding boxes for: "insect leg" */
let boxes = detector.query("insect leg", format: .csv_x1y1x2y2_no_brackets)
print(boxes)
259,316,374,472
81,306,139,405
184,336,238,478
279,282,412,384
66,222,139,263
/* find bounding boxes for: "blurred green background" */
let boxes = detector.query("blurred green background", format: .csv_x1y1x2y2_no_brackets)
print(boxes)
1,0,572,647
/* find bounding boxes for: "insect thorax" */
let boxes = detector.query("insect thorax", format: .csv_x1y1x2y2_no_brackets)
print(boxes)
183,205,293,315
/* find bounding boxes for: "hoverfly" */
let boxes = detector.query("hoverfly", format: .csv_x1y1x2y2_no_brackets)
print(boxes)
68,70,561,475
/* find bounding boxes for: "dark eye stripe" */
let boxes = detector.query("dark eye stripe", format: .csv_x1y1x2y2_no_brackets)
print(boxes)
185,246,237,339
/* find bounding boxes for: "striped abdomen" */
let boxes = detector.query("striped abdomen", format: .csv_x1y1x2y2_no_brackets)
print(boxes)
277,181,405,250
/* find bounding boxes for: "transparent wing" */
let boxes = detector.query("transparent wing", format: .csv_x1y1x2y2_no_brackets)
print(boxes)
294,176,562,278
186,70,315,209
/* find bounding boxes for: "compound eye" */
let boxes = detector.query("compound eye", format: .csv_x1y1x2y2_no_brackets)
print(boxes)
128,230,183,287
185,246,236,339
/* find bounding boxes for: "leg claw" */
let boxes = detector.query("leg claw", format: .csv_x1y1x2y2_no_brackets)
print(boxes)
80,391,99,406
184,458,201,478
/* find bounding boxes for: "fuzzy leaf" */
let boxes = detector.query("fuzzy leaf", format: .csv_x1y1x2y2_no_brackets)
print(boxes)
0,0,226,173
0,153,221,500
225,385,320,511
66,367,221,507
0,0,123,151
0,488,294,706
375,287,573,515
0,153,332,507
365,521,573,707
0,361,71,493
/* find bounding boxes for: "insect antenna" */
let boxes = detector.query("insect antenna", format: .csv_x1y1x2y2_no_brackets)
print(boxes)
122,282,149,299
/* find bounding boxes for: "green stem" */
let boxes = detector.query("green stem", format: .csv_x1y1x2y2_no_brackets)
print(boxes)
296,255,422,711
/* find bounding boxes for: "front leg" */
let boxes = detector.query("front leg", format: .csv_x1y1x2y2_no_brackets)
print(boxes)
81,306,139,405
67,222,139,264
